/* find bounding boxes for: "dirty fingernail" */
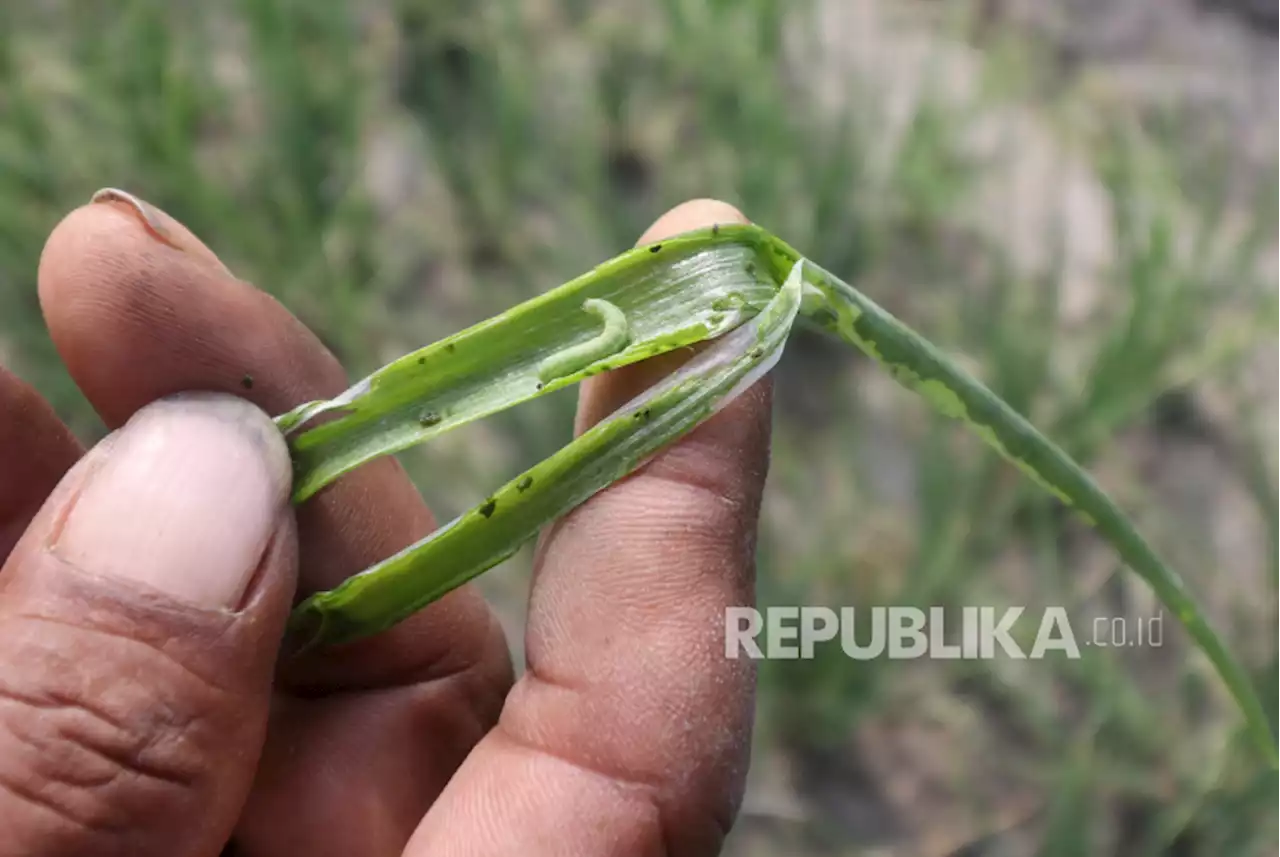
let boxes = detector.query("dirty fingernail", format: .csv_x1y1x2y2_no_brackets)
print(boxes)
90,188,230,271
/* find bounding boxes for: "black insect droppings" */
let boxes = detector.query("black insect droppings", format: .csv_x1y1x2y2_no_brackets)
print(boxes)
517,476,534,492
536,382,544,390
240,373,254,390
479,499,497,518
445,343,456,353
649,243,662,253
745,262,756,277
711,223,720,236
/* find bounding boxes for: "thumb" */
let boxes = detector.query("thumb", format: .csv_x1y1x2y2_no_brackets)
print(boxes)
0,394,297,857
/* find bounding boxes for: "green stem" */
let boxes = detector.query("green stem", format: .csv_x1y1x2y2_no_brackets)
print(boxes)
796,257,1277,764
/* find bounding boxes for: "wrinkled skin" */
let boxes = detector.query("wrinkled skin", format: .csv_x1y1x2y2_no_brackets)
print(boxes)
0,197,771,856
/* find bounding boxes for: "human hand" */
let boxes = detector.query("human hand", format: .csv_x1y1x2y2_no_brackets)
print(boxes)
0,195,770,856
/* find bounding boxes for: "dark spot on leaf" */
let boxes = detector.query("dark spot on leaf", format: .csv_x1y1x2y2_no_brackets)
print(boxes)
712,223,720,236
649,244,662,253
517,476,534,492
811,308,838,328
536,382,544,390
479,499,497,518
749,347,765,359
418,411,442,427
745,262,757,276
240,374,254,390
417,356,426,365
445,343,456,353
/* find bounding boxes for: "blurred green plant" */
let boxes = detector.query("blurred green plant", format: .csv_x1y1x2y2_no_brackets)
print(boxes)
1,0,1275,853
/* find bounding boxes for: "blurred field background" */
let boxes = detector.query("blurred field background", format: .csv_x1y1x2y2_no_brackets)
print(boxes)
1,0,1277,854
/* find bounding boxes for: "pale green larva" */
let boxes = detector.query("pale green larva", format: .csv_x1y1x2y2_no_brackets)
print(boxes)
537,298,631,383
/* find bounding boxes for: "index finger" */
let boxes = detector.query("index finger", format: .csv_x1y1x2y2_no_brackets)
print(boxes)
407,200,770,855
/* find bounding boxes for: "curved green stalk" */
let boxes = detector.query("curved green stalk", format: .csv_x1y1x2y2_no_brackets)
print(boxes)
288,260,805,649
793,257,1276,763
277,223,1275,763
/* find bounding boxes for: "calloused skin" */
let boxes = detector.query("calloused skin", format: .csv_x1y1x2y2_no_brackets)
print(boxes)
0,197,771,856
